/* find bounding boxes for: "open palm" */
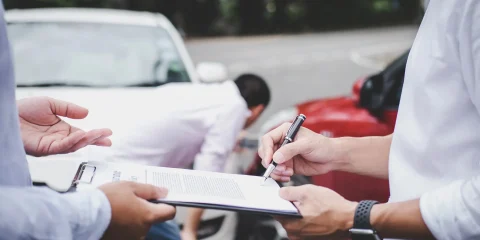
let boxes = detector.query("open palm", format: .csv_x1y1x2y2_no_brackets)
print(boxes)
17,97,112,157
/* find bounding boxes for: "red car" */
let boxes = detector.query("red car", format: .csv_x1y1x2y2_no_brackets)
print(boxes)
244,49,410,204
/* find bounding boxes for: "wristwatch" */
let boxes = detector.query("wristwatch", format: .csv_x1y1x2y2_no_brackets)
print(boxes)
349,200,382,240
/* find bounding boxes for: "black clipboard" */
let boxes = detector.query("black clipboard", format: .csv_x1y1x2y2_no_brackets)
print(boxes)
152,200,302,218
70,162,302,218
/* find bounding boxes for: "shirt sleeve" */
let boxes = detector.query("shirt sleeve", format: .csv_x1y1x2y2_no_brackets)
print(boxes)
419,175,480,239
0,186,111,240
193,102,248,172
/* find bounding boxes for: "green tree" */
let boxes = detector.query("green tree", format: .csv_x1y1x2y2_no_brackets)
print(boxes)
238,0,267,35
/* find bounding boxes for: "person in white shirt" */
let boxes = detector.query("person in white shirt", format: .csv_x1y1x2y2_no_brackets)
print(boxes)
258,1,479,240
109,73,271,239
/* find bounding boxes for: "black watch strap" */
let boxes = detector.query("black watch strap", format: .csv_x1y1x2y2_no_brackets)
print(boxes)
350,200,381,240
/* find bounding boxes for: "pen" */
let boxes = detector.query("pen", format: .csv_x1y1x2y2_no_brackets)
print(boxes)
262,114,306,184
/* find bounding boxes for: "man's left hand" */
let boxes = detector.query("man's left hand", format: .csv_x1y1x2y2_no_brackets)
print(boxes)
17,96,112,157
276,184,358,240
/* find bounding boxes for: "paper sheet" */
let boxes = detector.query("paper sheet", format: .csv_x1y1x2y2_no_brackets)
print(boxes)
77,161,299,214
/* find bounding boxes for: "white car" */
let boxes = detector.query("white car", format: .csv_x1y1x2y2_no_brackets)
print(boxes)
7,8,237,240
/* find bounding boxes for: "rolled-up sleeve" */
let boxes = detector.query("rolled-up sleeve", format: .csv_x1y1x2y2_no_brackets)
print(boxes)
0,186,111,240
419,176,480,240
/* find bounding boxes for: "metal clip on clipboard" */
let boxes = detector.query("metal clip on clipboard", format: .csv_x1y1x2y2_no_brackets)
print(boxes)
71,163,97,188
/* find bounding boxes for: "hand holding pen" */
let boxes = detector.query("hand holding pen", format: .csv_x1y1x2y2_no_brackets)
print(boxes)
261,114,306,183
258,115,338,183
258,114,340,182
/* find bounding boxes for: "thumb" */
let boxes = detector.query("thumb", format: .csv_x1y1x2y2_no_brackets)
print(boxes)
144,202,177,222
279,186,308,202
48,97,89,119
130,182,169,200
272,141,304,164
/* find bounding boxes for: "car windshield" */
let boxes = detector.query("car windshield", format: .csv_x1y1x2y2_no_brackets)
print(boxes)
7,22,191,87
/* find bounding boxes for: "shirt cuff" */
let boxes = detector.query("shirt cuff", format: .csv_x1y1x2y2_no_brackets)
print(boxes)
62,189,112,240
419,179,471,240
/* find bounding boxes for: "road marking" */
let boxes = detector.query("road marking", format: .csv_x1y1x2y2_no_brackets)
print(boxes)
349,41,412,70
228,50,350,71
350,51,386,70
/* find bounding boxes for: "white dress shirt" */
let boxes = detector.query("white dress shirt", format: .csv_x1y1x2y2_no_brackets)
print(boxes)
388,0,480,239
109,81,250,173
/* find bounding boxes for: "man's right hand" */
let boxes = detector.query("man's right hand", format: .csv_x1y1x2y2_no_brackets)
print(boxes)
258,123,346,182
99,181,176,240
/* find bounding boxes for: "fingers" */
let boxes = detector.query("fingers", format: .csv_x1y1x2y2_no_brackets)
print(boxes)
279,185,309,202
259,123,290,167
137,186,176,222
146,203,177,222
52,128,112,154
68,128,113,152
93,137,113,147
50,130,86,153
48,97,89,119
272,141,304,164
258,136,273,167
269,172,290,182
131,182,169,200
270,165,293,182
273,167,294,177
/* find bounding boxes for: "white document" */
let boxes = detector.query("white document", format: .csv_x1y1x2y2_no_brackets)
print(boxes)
76,161,300,216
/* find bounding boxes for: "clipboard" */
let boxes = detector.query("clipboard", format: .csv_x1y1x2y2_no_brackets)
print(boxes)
31,159,302,218
70,162,97,188
28,157,85,192
153,200,302,218
28,158,97,193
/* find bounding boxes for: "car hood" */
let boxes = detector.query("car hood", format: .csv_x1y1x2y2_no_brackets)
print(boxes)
16,86,158,102
17,87,167,162
298,96,356,111
16,87,161,131
258,95,365,138
295,95,394,139
297,96,367,123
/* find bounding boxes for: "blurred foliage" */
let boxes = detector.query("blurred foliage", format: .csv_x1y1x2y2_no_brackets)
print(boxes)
374,0,393,11
38,0,77,7
4,0,422,37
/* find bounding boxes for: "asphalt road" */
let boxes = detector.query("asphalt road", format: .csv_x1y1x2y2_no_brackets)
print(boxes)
186,25,418,133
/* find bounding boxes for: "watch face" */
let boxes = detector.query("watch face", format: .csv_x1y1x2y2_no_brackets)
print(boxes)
349,229,375,235
352,200,381,240
349,229,382,240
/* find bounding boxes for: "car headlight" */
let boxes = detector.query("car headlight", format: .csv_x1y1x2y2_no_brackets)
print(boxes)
259,107,299,137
